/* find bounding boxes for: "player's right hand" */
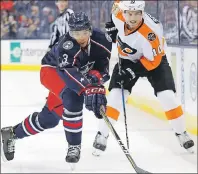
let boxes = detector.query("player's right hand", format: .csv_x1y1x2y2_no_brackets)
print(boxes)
83,85,107,119
115,67,136,86
105,21,118,43
86,70,103,85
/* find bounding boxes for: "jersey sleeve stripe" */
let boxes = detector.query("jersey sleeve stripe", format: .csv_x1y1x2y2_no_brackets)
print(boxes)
64,69,85,89
140,55,162,71
112,1,125,22
138,23,163,71
72,49,81,66
115,11,125,22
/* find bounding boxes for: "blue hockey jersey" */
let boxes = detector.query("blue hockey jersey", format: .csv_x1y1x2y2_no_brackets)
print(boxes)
41,28,112,94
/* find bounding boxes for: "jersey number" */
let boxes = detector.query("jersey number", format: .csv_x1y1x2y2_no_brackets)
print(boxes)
152,45,162,57
59,54,69,68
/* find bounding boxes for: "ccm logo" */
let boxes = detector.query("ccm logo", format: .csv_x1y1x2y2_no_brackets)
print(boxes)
85,87,105,95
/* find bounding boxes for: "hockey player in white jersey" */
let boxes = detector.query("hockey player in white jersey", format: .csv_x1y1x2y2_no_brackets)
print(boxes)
93,0,194,155
49,0,74,49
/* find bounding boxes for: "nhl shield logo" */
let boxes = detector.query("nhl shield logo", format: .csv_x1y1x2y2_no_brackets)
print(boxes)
148,32,156,41
63,41,74,50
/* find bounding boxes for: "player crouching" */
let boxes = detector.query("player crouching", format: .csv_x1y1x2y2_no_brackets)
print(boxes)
93,0,194,155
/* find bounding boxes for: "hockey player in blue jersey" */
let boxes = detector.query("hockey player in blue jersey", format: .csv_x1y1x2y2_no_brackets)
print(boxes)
1,12,112,164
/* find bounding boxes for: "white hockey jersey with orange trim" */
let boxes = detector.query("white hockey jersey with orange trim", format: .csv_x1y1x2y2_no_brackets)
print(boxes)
112,8,167,71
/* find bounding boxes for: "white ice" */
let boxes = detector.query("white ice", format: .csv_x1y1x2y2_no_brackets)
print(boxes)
1,71,197,173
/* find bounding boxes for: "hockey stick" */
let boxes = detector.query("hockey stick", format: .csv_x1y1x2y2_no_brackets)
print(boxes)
120,83,130,149
118,58,130,149
100,105,151,173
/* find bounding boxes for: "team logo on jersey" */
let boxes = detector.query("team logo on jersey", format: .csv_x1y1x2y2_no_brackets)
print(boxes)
117,36,137,55
105,33,112,42
80,61,95,75
122,47,137,55
148,32,156,41
63,41,73,50
123,48,133,54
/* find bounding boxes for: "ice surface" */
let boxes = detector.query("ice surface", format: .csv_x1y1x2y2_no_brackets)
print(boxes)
1,71,197,173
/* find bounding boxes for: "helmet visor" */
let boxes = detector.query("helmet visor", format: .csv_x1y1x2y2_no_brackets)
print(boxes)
69,30,91,39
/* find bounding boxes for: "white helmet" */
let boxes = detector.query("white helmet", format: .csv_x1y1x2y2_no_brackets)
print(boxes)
118,1,145,12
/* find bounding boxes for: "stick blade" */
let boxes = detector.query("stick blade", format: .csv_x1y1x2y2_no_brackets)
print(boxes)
136,167,152,173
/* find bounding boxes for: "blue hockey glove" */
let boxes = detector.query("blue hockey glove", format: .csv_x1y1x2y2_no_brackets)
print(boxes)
82,85,107,119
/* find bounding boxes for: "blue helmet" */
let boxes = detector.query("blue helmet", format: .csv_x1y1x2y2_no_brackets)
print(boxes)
68,12,91,31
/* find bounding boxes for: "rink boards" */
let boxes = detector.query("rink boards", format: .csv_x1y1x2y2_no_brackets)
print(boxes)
1,40,197,135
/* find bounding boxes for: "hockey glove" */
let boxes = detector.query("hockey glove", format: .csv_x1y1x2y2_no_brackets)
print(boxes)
83,85,107,119
105,21,118,43
116,67,136,86
86,70,103,85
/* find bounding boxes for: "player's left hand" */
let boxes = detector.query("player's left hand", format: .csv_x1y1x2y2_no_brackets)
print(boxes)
83,85,107,119
116,66,136,86
105,21,118,43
